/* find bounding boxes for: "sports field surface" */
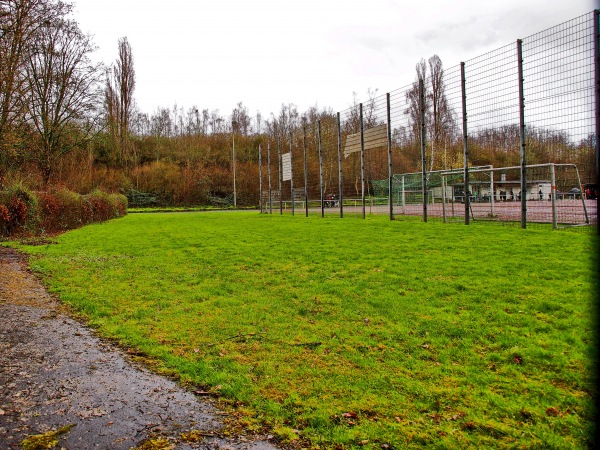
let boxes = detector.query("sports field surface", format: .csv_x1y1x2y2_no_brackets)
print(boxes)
16,212,597,448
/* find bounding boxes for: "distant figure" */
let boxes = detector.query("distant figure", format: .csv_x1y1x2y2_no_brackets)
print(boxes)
539,190,543,201
548,193,552,201
510,189,514,201
517,191,521,201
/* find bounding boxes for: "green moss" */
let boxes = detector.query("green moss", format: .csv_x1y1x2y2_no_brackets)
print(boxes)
21,424,75,450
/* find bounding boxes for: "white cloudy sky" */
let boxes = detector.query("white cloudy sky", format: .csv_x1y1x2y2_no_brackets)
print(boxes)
72,0,596,119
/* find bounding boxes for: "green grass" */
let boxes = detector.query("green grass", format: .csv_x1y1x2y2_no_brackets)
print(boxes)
14,213,597,448
127,205,242,213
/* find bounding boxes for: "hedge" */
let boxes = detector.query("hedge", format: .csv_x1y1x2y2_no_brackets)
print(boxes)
0,185,127,237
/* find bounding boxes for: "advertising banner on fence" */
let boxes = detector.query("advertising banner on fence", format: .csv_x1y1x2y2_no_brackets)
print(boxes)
282,152,292,181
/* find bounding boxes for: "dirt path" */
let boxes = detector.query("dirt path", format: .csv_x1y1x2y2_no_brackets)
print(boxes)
0,247,277,450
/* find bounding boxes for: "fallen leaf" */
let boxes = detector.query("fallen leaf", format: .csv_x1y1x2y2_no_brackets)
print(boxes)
342,412,357,419
513,355,523,365
462,421,475,430
546,407,559,417
422,344,430,349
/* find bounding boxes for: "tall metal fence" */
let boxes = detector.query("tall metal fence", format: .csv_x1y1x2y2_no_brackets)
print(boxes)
258,10,599,231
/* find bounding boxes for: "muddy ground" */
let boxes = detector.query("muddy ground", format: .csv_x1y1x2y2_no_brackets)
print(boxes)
0,246,278,450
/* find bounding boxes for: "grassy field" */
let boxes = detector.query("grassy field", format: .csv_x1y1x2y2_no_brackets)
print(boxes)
14,212,597,448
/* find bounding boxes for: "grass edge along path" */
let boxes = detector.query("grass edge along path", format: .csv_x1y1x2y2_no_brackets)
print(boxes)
14,212,597,449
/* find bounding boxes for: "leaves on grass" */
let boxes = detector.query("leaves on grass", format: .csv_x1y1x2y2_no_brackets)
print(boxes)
546,407,560,417
332,412,359,426
462,421,476,431
513,355,523,365
290,341,322,349
520,408,534,422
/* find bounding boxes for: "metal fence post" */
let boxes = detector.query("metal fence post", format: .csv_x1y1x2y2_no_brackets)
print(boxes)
258,144,262,213
268,142,272,214
461,62,470,225
401,175,405,213
594,9,600,235
387,93,393,220
318,120,324,218
337,112,344,218
278,137,282,215
303,126,308,217
419,78,427,223
442,174,447,222
517,39,527,229
360,103,366,219
490,167,495,217
290,134,294,216
550,163,557,229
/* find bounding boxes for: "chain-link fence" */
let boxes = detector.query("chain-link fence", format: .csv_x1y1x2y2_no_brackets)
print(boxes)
259,10,599,230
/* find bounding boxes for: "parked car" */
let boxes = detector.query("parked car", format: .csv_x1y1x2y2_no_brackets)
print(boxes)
569,187,581,200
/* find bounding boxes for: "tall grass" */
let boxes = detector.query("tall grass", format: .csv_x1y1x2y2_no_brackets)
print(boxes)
18,213,597,448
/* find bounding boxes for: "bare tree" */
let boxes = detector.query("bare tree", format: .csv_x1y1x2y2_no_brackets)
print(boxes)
24,16,102,185
150,107,172,161
104,66,119,162
427,55,454,170
231,101,251,135
105,36,135,168
405,55,454,171
0,0,69,185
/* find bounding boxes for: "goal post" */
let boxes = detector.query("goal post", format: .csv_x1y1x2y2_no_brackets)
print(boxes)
373,163,592,228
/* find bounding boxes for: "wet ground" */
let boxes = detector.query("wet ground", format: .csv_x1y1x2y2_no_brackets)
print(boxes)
0,246,278,449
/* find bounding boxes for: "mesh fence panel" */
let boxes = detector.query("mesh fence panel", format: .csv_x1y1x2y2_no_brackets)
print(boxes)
258,10,598,228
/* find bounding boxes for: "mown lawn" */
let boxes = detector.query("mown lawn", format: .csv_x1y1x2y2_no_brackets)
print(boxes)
16,212,597,448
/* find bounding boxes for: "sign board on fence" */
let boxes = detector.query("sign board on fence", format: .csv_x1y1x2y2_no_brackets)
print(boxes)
343,124,388,158
282,152,292,181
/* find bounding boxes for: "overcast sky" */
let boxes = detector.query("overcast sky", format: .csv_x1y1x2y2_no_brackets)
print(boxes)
72,0,597,120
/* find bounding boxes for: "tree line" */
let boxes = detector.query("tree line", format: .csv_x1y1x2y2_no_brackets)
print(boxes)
0,1,594,207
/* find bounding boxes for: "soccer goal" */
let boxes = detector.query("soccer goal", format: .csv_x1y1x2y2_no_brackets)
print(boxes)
438,163,590,227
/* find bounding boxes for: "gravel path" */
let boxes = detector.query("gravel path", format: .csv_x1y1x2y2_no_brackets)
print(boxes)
0,247,277,450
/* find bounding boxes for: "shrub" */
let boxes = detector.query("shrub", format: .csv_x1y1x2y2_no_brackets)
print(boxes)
0,183,39,234
0,185,127,238
86,190,112,222
114,194,128,217
0,203,9,236
53,189,84,230
38,192,61,233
